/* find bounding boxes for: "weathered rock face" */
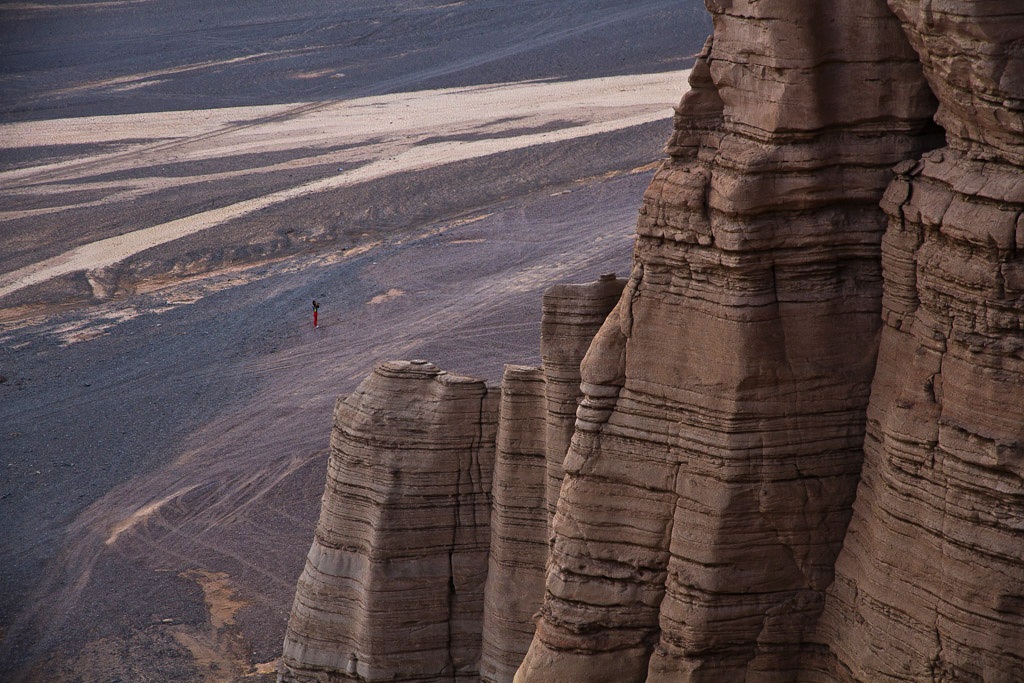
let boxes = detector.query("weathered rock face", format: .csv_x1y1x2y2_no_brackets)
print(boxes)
516,1,946,680
477,278,625,683
280,277,623,683
804,4,1024,681
540,275,628,528
279,360,497,682
479,365,547,683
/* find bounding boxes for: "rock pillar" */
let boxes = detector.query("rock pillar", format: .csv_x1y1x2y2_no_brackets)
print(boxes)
479,365,548,683
516,1,943,681
540,275,626,527
279,360,497,683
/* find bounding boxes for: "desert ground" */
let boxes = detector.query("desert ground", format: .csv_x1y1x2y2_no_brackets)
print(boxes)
0,1,710,680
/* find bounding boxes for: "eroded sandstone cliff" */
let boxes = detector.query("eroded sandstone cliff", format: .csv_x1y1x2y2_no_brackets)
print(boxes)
279,280,623,683
479,365,547,683
517,0,945,679
806,3,1024,680
279,361,497,682
280,1,1023,681
540,275,628,528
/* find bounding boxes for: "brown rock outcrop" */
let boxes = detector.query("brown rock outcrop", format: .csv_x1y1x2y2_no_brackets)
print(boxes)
280,276,622,683
516,1,945,680
540,275,627,527
478,278,625,683
279,360,497,682
805,4,1024,681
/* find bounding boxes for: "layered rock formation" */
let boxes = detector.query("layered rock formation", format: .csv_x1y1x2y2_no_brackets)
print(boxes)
805,3,1024,680
279,361,497,682
517,0,946,679
280,281,623,683
281,1,1023,681
479,365,547,683
477,276,626,683
540,275,627,526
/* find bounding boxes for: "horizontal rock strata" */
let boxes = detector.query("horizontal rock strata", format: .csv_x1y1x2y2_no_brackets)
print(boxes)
477,277,625,683
805,3,1024,681
279,360,497,682
541,274,627,527
516,0,944,681
281,2,1024,681
280,276,621,683
479,365,547,683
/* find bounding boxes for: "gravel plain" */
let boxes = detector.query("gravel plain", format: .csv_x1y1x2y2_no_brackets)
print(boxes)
0,1,711,680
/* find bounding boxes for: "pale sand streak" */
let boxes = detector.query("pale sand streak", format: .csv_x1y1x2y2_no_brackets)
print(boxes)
0,71,690,299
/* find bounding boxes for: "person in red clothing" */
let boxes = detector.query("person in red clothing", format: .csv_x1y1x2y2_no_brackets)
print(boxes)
312,299,320,328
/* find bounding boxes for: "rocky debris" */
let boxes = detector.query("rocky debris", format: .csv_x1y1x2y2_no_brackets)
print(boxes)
806,4,1024,681
278,360,497,682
